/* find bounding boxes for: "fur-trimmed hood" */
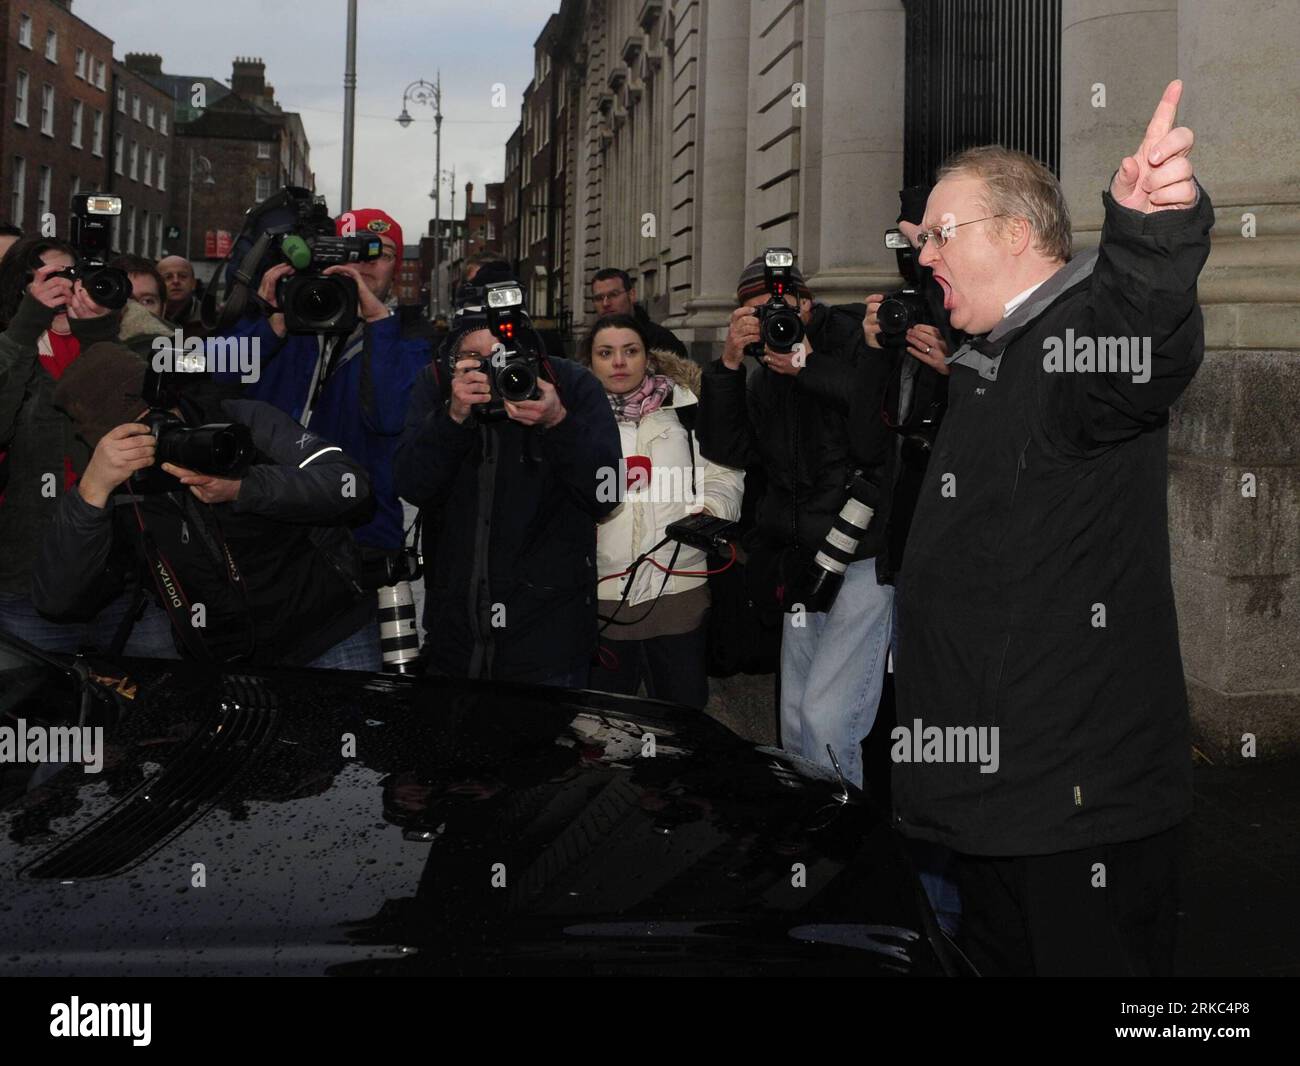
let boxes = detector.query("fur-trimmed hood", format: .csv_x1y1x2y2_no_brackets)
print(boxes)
647,346,701,397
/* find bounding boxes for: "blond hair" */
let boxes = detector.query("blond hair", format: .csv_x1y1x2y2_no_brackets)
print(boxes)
936,146,1071,262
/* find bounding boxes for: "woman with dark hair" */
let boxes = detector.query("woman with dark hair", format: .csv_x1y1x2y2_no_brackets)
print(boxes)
579,313,744,708
0,235,173,654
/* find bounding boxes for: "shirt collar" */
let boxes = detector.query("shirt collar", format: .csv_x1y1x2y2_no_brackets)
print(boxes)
1003,280,1047,318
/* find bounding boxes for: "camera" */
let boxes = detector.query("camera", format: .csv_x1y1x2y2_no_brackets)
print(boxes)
128,360,254,495
29,195,131,311
876,228,934,345
745,247,805,360
796,470,880,614
472,281,541,422
272,198,383,334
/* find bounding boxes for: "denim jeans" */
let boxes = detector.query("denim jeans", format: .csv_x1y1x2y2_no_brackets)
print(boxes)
306,622,383,671
780,557,892,789
0,591,178,659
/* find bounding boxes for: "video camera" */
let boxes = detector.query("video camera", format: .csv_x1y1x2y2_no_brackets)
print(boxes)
272,195,383,334
745,247,805,360
471,281,542,422
26,195,131,311
875,228,934,346
128,357,254,495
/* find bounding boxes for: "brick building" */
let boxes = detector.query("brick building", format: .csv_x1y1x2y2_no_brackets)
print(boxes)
1,0,113,237
106,58,172,258
393,243,422,307
502,123,521,269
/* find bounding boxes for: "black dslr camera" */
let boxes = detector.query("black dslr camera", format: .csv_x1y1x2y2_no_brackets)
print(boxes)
745,247,805,360
129,358,255,495
273,195,383,334
876,228,934,345
472,281,541,422
29,195,131,311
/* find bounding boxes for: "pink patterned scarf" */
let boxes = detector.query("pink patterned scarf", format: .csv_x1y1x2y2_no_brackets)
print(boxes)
608,374,672,423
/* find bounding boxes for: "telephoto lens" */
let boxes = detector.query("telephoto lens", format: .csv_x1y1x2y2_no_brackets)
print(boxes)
377,581,421,673
799,472,879,613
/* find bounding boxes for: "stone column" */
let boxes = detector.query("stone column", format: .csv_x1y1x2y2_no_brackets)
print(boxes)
806,0,907,304
1059,0,1177,245
681,0,750,342
1164,0,1300,760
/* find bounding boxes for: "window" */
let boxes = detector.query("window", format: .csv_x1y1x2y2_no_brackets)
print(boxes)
40,84,54,136
116,85,125,112
94,60,106,90
156,153,166,191
18,14,32,49
257,142,271,159
75,49,86,79
113,131,123,174
146,104,155,129
70,100,82,147
154,214,163,258
255,174,272,201
143,147,152,187
14,71,29,126
487,222,495,242
45,29,57,63
37,165,51,219
140,211,149,254
69,175,80,206
11,157,25,226
126,204,135,254
132,95,140,121
91,110,103,156
129,141,138,181
111,211,120,249
159,112,168,136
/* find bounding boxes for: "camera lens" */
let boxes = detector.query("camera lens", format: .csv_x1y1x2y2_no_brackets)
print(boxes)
85,266,131,311
877,298,912,336
762,306,804,353
496,360,538,402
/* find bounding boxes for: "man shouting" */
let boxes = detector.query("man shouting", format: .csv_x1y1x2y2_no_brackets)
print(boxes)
893,81,1211,976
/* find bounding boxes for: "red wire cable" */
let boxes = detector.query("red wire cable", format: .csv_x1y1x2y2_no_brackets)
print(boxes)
598,540,738,582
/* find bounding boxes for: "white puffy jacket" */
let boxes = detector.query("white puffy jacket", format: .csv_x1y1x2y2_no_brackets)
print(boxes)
596,352,744,608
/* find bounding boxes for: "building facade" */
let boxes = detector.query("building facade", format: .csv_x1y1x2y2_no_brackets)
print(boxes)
0,0,113,238
530,0,1299,760
107,58,171,258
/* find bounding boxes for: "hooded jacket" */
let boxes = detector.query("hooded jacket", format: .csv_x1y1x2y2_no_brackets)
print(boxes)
595,349,744,608
394,355,622,683
892,186,1214,856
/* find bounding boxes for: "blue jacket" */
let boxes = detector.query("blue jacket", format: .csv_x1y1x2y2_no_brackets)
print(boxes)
217,312,431,549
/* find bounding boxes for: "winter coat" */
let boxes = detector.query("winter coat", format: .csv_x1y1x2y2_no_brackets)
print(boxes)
394,355,622,683
0,294,122,596
633,303,689,361
893,186,1215,857
696,301,895,568
216,311,431,551
595,349,744,608
31,398,373,665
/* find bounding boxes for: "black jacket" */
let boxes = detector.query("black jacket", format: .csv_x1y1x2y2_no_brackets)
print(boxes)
394,356,622,683
893,187,1214,856
696,302,894,569
31,399,374,666
634,304,689,361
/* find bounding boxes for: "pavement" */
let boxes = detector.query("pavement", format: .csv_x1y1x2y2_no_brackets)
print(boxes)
704,668,1300,977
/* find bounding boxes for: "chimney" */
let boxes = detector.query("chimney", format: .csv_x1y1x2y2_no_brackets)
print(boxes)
125,53,164,77
231,57,271,105
465,182,474,213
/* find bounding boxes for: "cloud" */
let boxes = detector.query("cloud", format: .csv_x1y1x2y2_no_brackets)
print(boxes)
74,0,559,241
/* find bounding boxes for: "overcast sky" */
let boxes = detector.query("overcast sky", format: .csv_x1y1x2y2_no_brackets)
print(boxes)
75,0,560,245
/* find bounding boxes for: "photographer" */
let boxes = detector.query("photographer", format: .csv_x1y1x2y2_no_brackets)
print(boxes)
216,208,430,579
696,255,894,788
0,236,172,655
394,286,621,686
32,343,378,669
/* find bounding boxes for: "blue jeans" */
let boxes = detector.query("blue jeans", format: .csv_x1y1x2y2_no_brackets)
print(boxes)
780,558,892,789
306,622,382,671
0,591,178,658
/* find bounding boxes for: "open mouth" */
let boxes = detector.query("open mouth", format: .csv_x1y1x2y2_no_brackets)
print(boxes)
934,274,954,310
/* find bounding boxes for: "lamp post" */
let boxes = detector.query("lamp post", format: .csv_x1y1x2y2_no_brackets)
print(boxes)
186,149,215,261
397,75,442,317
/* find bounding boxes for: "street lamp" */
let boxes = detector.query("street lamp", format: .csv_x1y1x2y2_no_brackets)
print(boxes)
397,76,443,317
186,149,215,261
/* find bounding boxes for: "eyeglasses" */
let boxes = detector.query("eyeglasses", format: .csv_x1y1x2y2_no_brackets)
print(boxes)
916,214,1008,251
592,289,627,304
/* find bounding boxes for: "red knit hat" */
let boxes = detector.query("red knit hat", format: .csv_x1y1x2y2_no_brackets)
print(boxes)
336,208,403,267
